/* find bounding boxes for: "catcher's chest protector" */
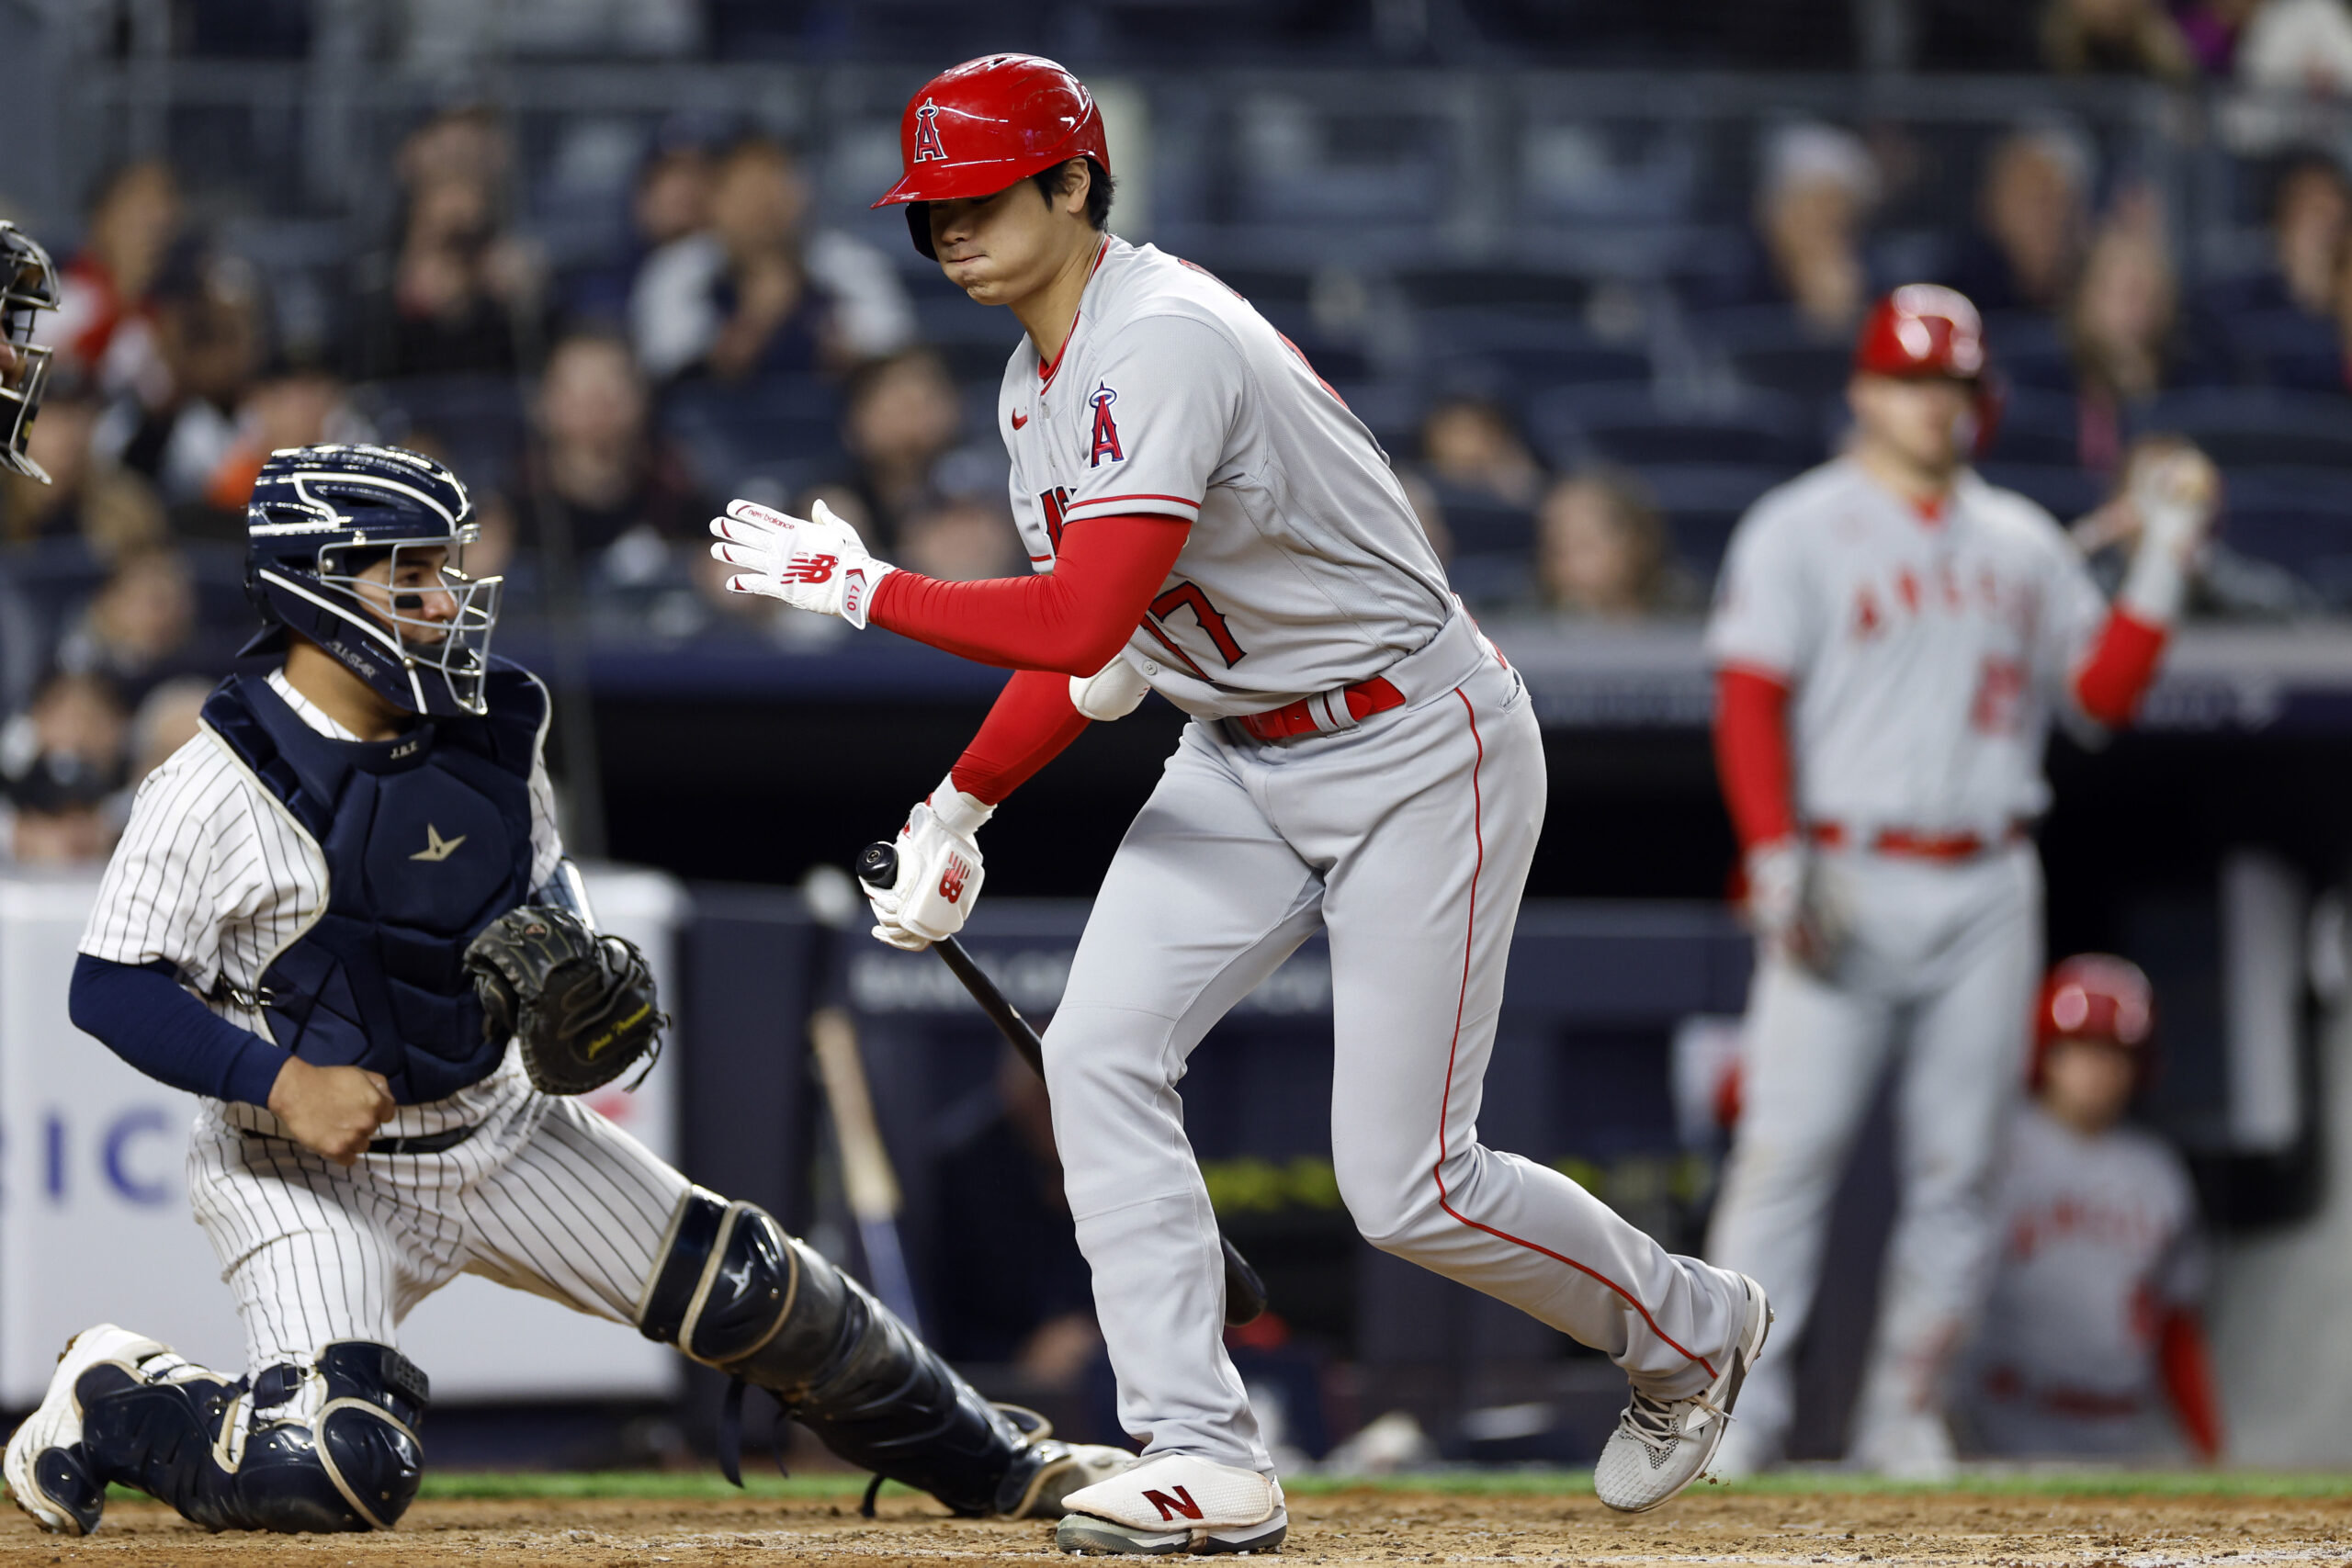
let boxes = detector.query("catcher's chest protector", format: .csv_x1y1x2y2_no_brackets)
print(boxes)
201,668,540,1103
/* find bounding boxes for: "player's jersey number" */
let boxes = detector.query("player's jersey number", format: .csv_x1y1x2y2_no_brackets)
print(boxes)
1140,580,1246,679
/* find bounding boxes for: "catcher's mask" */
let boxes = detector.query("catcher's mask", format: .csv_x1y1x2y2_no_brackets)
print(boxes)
243,444,503,718
0,222,61,484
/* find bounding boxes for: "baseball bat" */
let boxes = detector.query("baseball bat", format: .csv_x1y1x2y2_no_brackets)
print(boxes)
808,1003,926,1337
857,842,1270,1326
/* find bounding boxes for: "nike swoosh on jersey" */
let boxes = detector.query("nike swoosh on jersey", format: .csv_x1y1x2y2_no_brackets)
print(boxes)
1012,411,1029,429
410,824,466,862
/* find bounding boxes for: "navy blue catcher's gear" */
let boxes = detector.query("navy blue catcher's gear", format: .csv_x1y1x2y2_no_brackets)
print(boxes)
198,665,541,1103
0,222,60,483
244,444,503,718
78,1342,427,1533
638,1191,1063,1517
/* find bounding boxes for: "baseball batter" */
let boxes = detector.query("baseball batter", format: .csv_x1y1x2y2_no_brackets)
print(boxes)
4,444,1125,1537
708,53,1769,1552
1702,287,2210,1476
1958,955,2221,1461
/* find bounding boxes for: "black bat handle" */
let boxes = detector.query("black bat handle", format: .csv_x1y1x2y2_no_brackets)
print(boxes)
854,842,1270,1325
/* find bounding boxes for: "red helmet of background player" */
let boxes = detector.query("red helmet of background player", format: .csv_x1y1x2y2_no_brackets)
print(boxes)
873,54,1111,260
1852,283,2006,457
2029,953,2157,1089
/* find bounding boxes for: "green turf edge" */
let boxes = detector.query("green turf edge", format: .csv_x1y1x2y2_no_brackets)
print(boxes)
362,1469,2352,1504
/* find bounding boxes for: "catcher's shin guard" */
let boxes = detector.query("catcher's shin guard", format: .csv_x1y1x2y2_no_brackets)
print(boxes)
638,1190,1046,1516
78,1342,426,1533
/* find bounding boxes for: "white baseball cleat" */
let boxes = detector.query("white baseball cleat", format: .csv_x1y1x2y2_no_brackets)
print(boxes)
1057,1451,1287,1555
1593,1271,1772,1514
4,1324,170,1536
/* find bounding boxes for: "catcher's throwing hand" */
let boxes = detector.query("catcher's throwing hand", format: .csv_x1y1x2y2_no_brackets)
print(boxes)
709,497,897,628
464,907,668,1095
866,774,992,951
266,1058,395,1167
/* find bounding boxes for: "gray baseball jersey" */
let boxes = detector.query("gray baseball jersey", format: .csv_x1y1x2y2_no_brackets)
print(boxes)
1707,459,2111,839
79,670,687,1375
992,237,1750,1474
1001,237,1453,719
1968,1101,2202,1409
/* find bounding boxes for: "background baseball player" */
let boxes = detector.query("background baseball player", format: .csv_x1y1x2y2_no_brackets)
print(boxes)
1702,286,2211,1477
0,220,60,483
707,52,1769,1552
1956,954,2222,1462
4,442,1124,1538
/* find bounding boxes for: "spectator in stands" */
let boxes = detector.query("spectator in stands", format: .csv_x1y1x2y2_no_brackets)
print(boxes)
0,670,127,865
2066,198,2188,469
565,116,725,326
2041,0,2195,79
2075,434,2315,615
841,346,974,548
51,161,181,403
191,360,372,540
124,675,212,789
392,105,514,211
92,247,266,519
1417,394,1545,511
2254,153,2346,318
348,171,539,380
51,546,211,707
1951,127,2095,317
2236,0,2352,96
0,371,166,557
2186,153,2347,389
629,136,913,382
898,496,1025,583
1756,122,1880,338
1534,468,1702,620
492,328,711,576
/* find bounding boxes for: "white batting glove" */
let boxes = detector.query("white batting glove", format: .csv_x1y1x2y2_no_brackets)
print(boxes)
1070,654,1152,720
709,497,897,628
1745,840,1849,978
865,774,993,951
2119,446,2218,623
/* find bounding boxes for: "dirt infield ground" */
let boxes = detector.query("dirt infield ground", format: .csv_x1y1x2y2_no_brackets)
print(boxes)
3,1476,2349,1567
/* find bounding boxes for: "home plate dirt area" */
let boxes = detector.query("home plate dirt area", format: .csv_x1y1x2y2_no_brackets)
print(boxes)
3,1475,2349,1566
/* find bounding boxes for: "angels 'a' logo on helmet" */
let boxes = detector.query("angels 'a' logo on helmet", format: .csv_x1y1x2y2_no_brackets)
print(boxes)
912,101,948,164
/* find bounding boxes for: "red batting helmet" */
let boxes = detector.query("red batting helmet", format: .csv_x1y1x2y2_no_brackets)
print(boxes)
2030,953,2156,1089
873,54,1110,260
1852,283,2004,457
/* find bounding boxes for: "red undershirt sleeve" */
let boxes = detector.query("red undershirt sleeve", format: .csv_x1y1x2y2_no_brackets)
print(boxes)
1713,666,1798,853
950,670,1094,806
868,514,1191,677
2158,1308,2223,1461
2071,607,2169,728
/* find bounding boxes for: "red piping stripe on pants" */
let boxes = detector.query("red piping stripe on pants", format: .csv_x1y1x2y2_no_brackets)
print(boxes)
1430,686,1720,1382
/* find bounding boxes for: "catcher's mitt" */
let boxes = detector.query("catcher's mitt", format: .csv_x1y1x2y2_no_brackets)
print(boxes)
464,906,667,1095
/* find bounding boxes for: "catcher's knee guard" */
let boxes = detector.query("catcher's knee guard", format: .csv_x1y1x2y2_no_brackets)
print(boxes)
638,1190,1053,1517
79,1342,426,1533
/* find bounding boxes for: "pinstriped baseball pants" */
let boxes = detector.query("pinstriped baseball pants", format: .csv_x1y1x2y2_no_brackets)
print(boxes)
187,1070,688,1372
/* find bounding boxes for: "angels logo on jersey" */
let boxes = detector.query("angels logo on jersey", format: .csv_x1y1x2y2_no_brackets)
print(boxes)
912,102,947,164
1088,384,1125,468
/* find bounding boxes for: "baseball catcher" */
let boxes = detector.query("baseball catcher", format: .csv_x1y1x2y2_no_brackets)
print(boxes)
1,220,60,480
6,444,1130,1538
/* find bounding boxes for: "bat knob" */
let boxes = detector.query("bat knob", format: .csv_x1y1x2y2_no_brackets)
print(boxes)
857,841,899,889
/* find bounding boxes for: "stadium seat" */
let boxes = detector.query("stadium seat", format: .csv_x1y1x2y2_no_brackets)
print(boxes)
1633,462,1803,576
1527,382,1823,470
1981,311,2074,393
2135,388,2352,468
365,377,528,498
1696,305,1855,404
659,374,842,497
2210,309,2343,394
2212,468,2352,604
1981,388,2079,467
1396,269,1590,311
1975,462,2103,521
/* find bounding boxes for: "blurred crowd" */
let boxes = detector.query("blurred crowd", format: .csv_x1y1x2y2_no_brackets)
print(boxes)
10,3,2352,863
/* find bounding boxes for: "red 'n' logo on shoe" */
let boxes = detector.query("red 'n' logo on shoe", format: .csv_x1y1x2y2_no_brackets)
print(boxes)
1142,1486,1203,1522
